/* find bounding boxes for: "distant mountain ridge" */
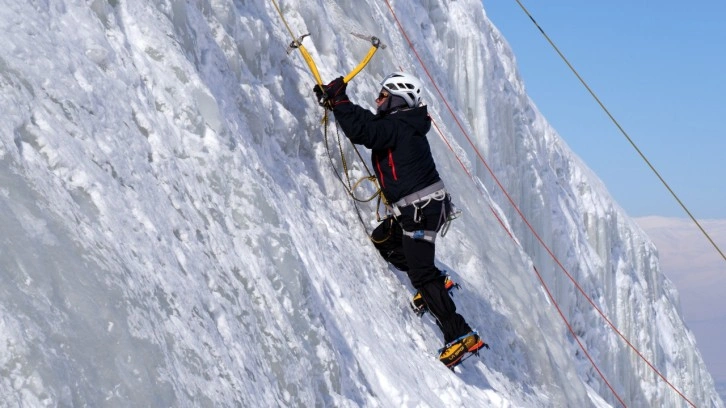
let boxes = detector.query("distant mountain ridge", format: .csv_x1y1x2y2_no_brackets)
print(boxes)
637,216,726,404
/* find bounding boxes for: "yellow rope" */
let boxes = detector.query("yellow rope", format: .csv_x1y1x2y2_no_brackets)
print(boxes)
268,0,294,38
269,0,323,85
351,176,383,203
267,0,389,227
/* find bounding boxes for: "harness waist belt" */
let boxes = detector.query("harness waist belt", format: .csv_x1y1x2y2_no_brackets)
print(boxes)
393,180,446,208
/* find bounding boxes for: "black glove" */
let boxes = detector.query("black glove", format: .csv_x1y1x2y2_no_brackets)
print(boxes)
313,76,348,109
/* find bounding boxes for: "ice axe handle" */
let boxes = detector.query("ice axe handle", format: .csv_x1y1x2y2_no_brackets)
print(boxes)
343,36,385,83
287,35,324,86
298,44,324,86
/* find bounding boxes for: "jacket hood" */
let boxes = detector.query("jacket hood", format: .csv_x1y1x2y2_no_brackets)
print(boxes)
386,105,431,136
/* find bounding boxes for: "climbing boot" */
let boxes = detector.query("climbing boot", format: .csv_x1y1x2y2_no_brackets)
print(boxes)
411,275,459,316
438,331,488,368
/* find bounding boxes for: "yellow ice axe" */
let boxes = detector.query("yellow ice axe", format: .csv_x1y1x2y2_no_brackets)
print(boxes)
344,33,386,83
287,34,324,86
287,33,386,86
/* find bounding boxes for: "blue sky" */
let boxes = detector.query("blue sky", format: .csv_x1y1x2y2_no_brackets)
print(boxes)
482,1,726,219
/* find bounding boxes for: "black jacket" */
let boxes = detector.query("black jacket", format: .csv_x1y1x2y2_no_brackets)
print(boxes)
333,102,441,203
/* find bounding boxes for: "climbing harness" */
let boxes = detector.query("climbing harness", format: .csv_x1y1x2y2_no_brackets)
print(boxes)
389,180,460,243
392,180,446,215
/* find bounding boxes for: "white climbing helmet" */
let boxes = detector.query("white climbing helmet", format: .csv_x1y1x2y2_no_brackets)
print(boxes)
380,71,423,107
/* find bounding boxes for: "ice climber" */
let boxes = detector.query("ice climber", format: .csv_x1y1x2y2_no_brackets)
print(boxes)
314,72,488,368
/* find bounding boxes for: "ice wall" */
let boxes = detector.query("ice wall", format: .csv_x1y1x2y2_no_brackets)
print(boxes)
0,0,721,406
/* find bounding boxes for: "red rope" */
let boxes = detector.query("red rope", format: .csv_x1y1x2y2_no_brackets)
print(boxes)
383,1,697,407
432,113,627,408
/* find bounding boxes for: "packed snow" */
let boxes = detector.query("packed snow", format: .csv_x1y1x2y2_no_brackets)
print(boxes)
0,0,722,407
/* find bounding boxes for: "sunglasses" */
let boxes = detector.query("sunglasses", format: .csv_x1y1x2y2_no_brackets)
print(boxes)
376,91,389,100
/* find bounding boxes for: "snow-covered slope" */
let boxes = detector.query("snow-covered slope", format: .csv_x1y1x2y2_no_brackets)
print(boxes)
0,0,721,406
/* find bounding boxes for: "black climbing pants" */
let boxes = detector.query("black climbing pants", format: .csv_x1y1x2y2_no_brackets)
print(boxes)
371,199,472,343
